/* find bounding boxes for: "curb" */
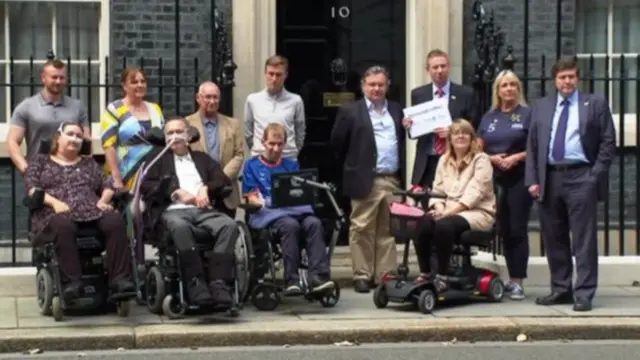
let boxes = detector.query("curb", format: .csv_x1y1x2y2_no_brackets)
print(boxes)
2,318,640,353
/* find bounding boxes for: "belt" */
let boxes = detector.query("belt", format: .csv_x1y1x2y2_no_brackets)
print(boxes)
547,163,589,172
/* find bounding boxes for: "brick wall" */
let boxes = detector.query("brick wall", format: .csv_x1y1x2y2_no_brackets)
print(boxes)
462,0,576,98
109,0,233,116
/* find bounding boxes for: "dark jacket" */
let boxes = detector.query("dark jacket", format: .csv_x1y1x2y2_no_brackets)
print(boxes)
139,147,231,231
329,99,405,199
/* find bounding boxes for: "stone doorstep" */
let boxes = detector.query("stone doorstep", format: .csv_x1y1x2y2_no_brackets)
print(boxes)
2,317,640,353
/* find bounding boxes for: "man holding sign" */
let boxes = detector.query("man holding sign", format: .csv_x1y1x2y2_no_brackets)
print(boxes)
403,49,477,189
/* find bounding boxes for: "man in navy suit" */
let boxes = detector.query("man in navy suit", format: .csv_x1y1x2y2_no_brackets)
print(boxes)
525,56,615,311
405,49,477,189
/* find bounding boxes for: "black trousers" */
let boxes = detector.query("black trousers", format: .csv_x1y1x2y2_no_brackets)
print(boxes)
496,174,533,279
415,215,470,274
412,154,442,273
39,213,131,285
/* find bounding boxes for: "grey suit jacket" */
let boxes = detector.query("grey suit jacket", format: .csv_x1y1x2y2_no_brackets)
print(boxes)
524,92,616,202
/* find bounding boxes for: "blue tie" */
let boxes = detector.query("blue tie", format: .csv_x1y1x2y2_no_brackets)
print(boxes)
552,99,570,161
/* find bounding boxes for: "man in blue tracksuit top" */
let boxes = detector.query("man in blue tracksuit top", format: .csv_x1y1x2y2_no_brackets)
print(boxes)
242,122,335,296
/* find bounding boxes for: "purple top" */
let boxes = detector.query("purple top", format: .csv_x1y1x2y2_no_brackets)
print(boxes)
25,154,115,237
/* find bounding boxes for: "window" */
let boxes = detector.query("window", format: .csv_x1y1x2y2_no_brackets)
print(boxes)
0,0,109,130
576,0,639,145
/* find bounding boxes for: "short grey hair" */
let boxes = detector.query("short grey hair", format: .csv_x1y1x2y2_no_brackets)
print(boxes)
361,65,391,85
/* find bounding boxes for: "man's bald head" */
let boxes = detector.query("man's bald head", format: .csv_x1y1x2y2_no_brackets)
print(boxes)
196,81,221,117
198,81,220,94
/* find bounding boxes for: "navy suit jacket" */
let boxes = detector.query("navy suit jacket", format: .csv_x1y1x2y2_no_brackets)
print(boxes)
410,82,477,185
524,92,616,202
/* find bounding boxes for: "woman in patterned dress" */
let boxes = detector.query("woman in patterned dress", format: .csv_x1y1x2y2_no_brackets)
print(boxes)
26,123,135,304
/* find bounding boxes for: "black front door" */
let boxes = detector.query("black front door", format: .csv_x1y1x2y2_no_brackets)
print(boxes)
276,0,406,245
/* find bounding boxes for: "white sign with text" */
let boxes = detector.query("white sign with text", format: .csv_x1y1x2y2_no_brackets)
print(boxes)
403,98,453,139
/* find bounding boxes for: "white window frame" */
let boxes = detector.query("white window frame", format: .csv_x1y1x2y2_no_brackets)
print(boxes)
0,0,109,141
576,0,640,147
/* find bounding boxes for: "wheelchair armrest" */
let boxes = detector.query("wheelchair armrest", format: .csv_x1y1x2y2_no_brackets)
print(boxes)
216,185,233,199
23,188,45,211
146,176,174,204
238,202,262,214
111,190,132,211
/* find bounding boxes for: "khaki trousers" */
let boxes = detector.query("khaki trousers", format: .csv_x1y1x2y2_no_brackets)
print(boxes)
349,175,400,282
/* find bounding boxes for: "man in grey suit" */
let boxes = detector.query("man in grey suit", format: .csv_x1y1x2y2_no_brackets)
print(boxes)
525,57,615,312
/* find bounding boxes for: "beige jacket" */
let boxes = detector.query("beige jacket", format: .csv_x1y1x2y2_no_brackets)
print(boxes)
185,112,244,210
428,152,496,231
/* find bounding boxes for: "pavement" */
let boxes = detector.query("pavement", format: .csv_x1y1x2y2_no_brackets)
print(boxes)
4,341,640,360
1,286,640,353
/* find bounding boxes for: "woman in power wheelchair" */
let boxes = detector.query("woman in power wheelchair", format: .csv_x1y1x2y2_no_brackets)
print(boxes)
25,122,136,322
135,118,248,319
374,119,503,314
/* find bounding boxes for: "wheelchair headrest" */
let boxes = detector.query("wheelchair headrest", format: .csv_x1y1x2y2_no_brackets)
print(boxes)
39,139,92,156
144,126,201,147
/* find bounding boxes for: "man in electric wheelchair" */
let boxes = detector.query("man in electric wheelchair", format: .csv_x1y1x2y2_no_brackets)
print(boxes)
139,116,240,308
25,122,135,320
242,122,335,296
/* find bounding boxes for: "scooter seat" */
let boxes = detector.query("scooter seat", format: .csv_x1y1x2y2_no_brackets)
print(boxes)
460,230,493,247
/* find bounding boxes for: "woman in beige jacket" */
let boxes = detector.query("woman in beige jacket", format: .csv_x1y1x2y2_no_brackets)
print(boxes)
416,119,496,292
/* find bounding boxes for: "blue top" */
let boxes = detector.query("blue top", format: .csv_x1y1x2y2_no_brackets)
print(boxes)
478,105,532,180
547,91,588,164
241,156,314,228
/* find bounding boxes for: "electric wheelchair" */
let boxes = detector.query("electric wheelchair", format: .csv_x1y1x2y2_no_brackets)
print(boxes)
373,187,504,314
239,170,343,311
27,139,137,322
130,127,251,319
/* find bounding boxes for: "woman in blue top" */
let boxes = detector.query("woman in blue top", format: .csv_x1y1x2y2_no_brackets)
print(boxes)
477,70,533,301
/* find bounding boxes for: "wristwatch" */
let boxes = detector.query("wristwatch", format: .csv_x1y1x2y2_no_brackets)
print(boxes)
170,190,180,202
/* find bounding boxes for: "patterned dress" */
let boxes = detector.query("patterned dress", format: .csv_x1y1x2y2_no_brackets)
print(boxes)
99,99,164,191
25,154,114,239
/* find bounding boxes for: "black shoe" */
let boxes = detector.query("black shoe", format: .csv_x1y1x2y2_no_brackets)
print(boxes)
62,281,83,304
535,292,574,306
309,275,335,294
209,280,233,307
353,279,370,293
283,280,303,297
110,279,136,295
187,277,214,306
573,297,592,312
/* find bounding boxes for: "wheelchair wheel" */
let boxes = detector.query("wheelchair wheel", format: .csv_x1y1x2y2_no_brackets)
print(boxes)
235,221,254,303
373,284,389,309
36,268,54,316
251,283,280,311
319,283,341,308
487,276,505,302
145,266,166,314
162,294,186,319
116,300,131,317
51,296,63,322
418,289,436,314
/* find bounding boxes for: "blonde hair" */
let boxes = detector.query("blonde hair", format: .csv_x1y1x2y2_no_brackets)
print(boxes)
490,70,527,111
443,119,482,162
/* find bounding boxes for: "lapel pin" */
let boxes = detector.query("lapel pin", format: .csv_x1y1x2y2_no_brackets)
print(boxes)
584,102,589,106
451,95,456,100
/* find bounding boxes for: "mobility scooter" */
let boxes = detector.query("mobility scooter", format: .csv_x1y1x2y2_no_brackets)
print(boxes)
373,186,504,314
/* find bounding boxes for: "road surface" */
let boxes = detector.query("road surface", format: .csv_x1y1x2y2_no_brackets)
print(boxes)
2,340,639,359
